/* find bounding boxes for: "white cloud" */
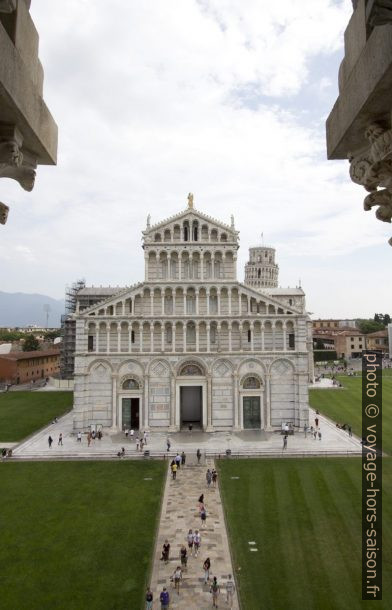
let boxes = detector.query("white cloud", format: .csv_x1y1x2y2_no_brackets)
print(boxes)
1,0,390,318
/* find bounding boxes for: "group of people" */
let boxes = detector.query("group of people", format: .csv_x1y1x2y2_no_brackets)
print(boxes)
170,452,186,479
48,433,64,448
123,429,148,451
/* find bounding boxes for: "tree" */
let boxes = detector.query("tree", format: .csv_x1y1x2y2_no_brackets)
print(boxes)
357,319,385,334
373,313,391,326
22,334,40,351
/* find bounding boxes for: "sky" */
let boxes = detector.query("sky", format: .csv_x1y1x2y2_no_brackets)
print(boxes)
0,0,390,319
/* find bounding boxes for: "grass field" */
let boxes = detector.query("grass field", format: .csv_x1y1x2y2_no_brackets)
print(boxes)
218,458,391,610
309,374,392,455
0,391,73,441
0,460,165,610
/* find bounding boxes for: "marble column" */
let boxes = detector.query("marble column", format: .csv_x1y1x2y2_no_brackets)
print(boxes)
206,374,213,431
207,290,210,315
238,292,242,315
128,324,132,353
228,289,232,315
169,375,176,431
196,289,199,315
95,327,99,353
239,323,243,351
250,322,254,351
117,323,121,352
183,291,187,315
261,324,265,351
228,323,232,352
283,323,287,350
144,374,149,430
111,375,117,429
150,291,154,315
265,373,272,430
207,322,210,352
172,322,176,353
200,253,204,280
217,289,221,315
161,324,165,351
233,373,240,429
140,325,143,352
150,324,154,352
106,324,110,353
196,322,200,352
161,292,165,315
183,323,187,352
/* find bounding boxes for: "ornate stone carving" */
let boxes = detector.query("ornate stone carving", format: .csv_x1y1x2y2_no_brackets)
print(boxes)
0,150,37,191
0,0,17,13
368,1,392,28
348,122,392,244
187,192,194,209
0,201,9,225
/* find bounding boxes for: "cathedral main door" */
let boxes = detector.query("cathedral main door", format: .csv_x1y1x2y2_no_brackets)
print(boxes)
180,386,202,429
243,396,261,429
121,397,140,430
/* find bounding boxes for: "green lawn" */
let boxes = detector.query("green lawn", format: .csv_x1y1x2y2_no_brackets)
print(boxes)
218,458,392,610
0,460,165,610
309,374,392,455
0,391,73,441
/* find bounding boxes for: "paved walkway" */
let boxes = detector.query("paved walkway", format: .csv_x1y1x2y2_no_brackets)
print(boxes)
149,457,239,609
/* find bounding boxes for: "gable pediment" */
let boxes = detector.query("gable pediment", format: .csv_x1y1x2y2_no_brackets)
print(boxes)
143,207,237,240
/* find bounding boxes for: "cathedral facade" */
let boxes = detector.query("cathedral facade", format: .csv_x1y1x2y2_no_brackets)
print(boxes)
72,198,311,433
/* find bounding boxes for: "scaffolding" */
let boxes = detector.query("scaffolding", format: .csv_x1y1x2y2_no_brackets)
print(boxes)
60,279,85,379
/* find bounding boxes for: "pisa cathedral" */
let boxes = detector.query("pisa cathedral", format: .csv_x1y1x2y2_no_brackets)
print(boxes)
72,197,312,433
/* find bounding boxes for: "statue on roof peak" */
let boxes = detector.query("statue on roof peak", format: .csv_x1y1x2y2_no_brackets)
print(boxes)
187,192,194,209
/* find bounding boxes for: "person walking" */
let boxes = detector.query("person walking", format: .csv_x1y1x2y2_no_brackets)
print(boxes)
203,557,211,584
175,453,181,470
315,417,319,428
181,450,186,466
159,586,170,610
48,435,53,448
187,529,194,556
172,566,182,595
283,435,287,450
77,431,82,443
130,428,134,441
145,587,153,610
210,576,220,608
304,423,308,438
180,544,188,571
198,494,204,512
136,437,140,451
161,539,170,563
318,430,322,441
193,529,201,557
143,430,147,445
200,505,207,528
196,448,201,464
348,425,352,437
206,469,212,488
87,432,91,447
58,433,63,446
226,574,235,608
212,469,218,488
167,437,171,452
171,461,177,480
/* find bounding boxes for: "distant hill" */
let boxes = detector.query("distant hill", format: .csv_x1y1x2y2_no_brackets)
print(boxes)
0,291,65,327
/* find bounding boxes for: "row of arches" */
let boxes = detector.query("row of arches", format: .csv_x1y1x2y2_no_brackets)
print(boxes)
146,250,236,281
147,221,233,244
89,286,293,317
87,319,296,354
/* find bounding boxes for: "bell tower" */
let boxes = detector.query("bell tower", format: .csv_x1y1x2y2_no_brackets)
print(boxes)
244,245,279,289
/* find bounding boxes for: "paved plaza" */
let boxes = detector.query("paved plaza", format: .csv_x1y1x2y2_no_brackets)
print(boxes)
10,406,361,460
149,458,239,609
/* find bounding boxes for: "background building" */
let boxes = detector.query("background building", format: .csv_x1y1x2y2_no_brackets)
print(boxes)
0,348,60,384
71,198,311,433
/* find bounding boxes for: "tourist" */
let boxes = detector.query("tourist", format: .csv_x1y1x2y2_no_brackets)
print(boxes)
145,587,153,610
198,494,204,511
140,438,144,451
212,469,218,488
203,557,211,584
167,438,171,452
206,469,212,488
283,435,287,450
58,433,63,446
348,425,352,437
125,428,129,438
143,430,147,445
171,565,182,594
130,428,134,441
98,430,102,440
159,586,170,610
187,529,194,556
313,430,317,440
171,461,177,480
315,417,319,428
175,452,181,469
196,448,201,464
200,506,207,528
161,539,170,563
77,431,82,443
210,576,220,608
87,432,91,447
193,529,201,557
318,431,322,441
181,450,186,466
180,544,188,570
91,430,96,440
304,423,308,438
48,435,53,448
136,437,140,451
226,574,235,607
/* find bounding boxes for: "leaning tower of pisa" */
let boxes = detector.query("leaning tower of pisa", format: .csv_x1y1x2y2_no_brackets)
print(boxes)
244,246,279,290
